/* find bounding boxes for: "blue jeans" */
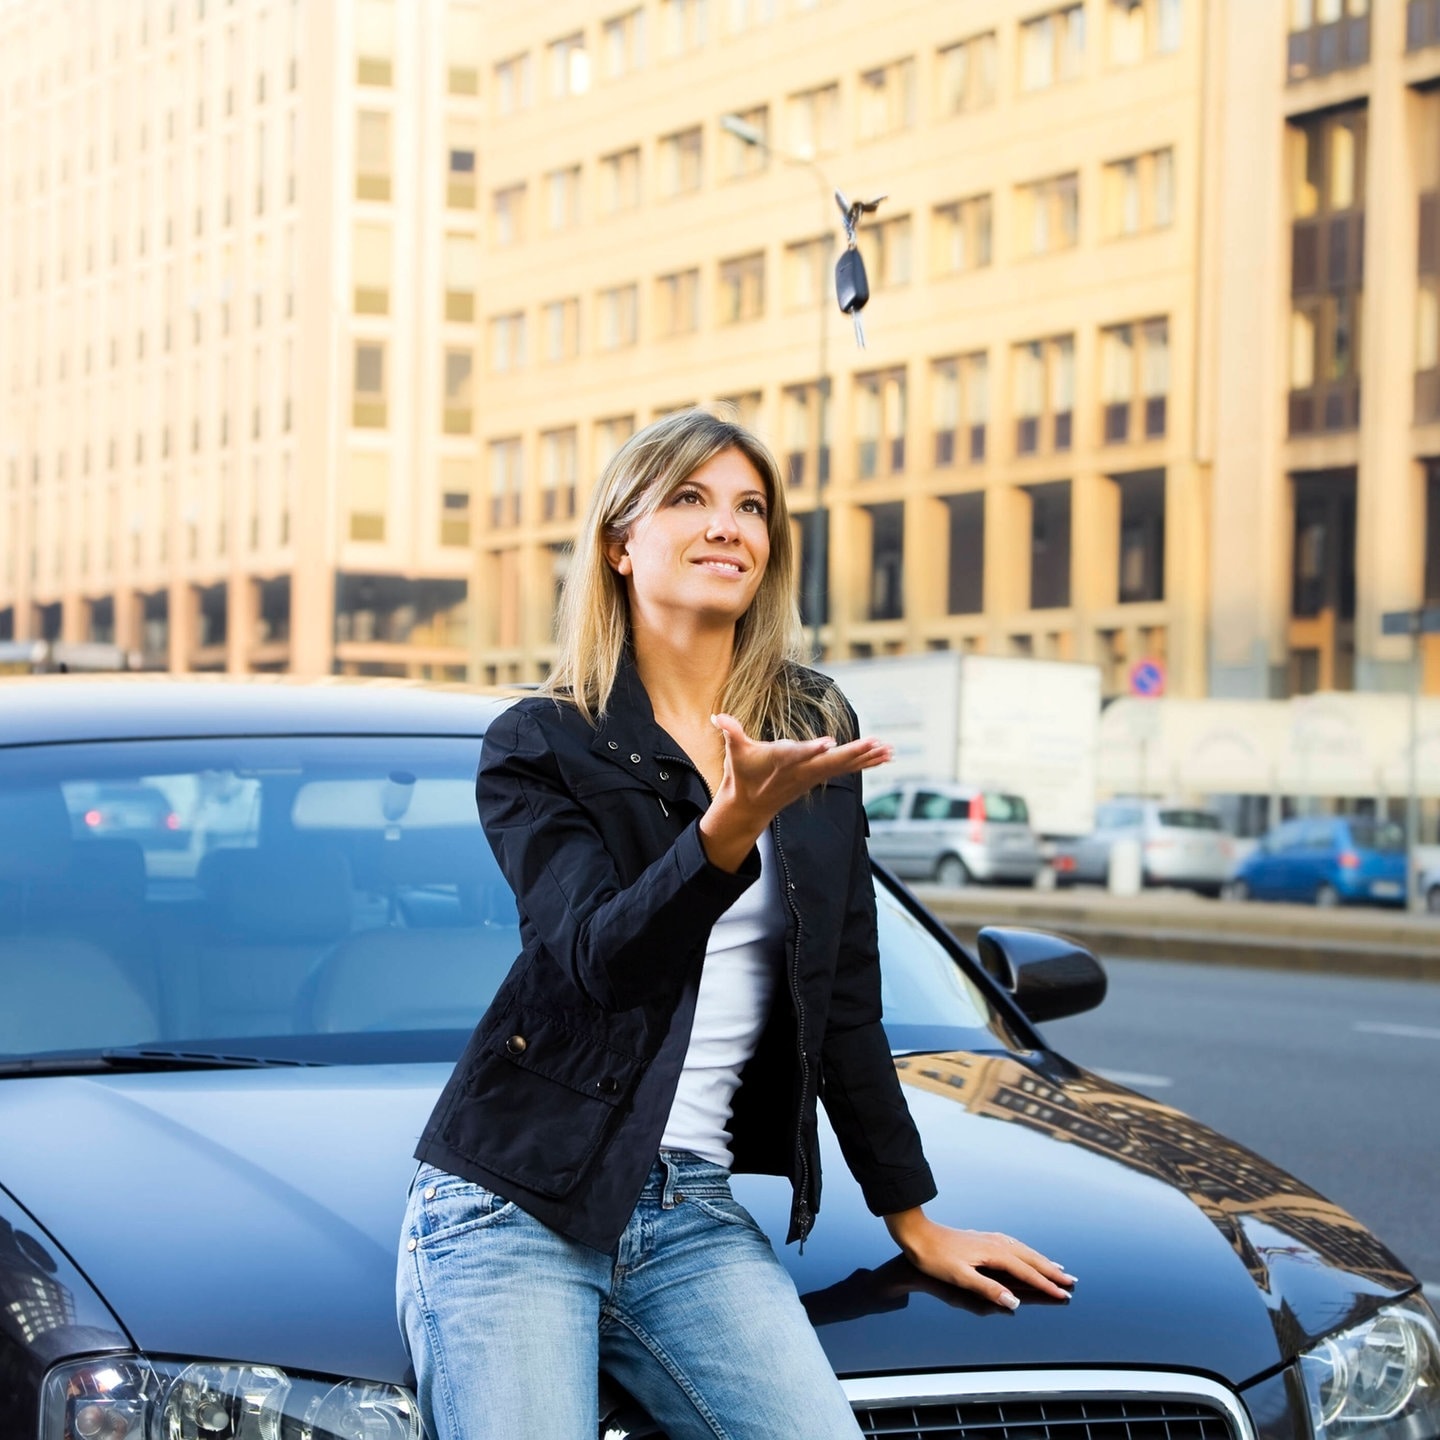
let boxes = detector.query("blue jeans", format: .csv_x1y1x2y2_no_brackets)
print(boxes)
396,1151,863,1440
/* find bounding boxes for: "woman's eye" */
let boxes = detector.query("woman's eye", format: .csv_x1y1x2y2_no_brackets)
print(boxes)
741,499,768,517
673,489,702,505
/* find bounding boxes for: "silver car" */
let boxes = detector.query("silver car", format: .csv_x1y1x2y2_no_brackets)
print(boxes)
1053,800,1232,896
864,781,1044,887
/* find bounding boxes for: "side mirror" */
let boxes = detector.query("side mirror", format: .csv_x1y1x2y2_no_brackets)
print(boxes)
975,926,1107,1023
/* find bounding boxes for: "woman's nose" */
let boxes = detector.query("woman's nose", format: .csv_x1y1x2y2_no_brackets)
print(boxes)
705,508,740,541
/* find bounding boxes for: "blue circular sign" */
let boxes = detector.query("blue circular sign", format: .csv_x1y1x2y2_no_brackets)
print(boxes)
1129,659,1166,697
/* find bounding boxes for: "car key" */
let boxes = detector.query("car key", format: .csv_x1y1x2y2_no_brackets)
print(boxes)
836,246,870,349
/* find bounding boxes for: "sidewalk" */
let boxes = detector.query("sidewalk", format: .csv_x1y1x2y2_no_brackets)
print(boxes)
912,883,1440,982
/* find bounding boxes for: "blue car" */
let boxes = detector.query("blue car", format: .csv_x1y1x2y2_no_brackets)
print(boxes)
1232,816,1408,907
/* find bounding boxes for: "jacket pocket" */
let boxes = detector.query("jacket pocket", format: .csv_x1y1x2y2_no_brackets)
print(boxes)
440,1006,646,1200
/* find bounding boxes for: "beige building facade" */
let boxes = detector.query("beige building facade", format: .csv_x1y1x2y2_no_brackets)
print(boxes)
0,0,483,678
3,0,1438,702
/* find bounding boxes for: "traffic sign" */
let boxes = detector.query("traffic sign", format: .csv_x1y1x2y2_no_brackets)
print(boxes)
1129,658,1166,698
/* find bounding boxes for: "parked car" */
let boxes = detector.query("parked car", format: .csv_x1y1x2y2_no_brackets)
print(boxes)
1051,800,1233,896
1230,815,1409,907
2,678,1436,1440
61,780,187,850
864,780,1044,887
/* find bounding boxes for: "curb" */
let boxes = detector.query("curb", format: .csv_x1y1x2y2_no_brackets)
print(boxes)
915,889,1440,983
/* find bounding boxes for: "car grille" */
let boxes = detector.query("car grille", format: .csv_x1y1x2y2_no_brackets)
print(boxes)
852,1394,1237,1440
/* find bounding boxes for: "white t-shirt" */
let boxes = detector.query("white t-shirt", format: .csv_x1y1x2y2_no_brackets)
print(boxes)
660,829,785,1167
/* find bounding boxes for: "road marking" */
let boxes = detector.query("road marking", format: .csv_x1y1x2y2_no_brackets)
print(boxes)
1354,1022,1440,1041
1093,1068,1174,1089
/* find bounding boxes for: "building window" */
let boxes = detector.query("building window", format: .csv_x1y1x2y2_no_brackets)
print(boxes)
355,110,391,201
655,268,700,336
355,0,394,86
933,194,992,274
1417,92,1440,420
866,502,905,621
1288,0,1370,82
1027,481,1072,610
353,340,387,428
717,390,763,432
937,32,998,115
494,52,533,116
1020,4,1086,92
545,165,582,232
1107,0,1182,65
718,251,765,323
659,126,703,196
1101,318,1169,442
348,451,388,541
1015,173,1079,256
489,438,523,529
1289,107,1365,435
855,367,908,478
661,0,708,56
492,183,527,248
543,297,581,361
440,479,472,547
786,82,840,157
600,147,642,213
782,380,832,488
783,236,834,308
548,32,591,97
444,232,476,321
489,311,527,372
721,105,769,179
1289,470,1356,692
598,283,639,349
540,427,578,521
353,223,391,314
725,0,776,32
443,348,473,434
858,214,912,288
602,8,647,77
1102,148,1175,237
1013,335,1074,455
596,414,636,471
945,491,985,614
857,58,916,141
1117,470,1166,603
932,352,989,467
446,117,478,208
446,4,482,94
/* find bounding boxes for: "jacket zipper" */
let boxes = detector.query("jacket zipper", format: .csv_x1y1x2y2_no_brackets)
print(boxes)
657,750,814,1247
771,813,814,1250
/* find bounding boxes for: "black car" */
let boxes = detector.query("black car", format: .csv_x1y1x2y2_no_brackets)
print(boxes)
1,676,1436,1440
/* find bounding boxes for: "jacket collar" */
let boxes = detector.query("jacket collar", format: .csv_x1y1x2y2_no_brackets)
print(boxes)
587,652,710,806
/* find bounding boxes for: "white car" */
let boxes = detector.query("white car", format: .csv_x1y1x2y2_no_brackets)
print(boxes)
864,781,1044,887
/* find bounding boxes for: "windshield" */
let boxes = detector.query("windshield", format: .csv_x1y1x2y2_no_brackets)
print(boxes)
1157,809,1223,831
0,736,1006,1064
983,793,1029,824
1346,819,1405,853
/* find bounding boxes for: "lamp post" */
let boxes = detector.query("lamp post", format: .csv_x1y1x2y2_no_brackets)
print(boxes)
720,112,833,661
1381,605,1440,912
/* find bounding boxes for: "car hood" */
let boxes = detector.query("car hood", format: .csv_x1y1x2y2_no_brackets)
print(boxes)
0,1054,1414,1389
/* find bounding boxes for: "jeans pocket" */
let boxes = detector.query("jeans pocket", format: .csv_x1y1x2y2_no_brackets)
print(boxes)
688,1193,765,1235
411,1172,519,1252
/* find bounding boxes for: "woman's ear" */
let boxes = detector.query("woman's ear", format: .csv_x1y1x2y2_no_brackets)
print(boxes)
604,538,632,575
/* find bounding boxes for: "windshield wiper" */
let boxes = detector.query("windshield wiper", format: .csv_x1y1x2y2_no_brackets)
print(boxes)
0,1048,332,1077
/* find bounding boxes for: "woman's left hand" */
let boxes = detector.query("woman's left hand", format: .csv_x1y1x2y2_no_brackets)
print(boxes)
884,1207,1076,1310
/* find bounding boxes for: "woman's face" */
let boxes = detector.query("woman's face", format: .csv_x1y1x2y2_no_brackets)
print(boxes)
608,447,772,632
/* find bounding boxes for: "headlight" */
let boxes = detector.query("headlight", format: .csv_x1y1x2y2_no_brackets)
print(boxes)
1299,1295,1440,1440
40,1354,422,1440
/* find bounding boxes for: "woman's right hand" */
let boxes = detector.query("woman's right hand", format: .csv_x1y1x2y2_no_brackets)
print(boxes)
697,713,891,872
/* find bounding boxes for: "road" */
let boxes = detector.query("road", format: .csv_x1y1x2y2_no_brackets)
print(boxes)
1041,957,1440,1288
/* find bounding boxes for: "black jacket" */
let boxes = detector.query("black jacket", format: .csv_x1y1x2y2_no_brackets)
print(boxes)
415,661,936,1252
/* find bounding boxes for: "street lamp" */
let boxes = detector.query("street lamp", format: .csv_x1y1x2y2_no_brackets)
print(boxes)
720,112,833,661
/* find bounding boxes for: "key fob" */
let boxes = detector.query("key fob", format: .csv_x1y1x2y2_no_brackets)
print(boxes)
835,247,869,315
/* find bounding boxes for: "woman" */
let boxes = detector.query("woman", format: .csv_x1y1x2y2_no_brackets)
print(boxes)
398,409,1073,1440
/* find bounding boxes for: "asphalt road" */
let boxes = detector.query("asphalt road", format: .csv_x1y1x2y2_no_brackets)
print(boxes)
1040,957,1440,1288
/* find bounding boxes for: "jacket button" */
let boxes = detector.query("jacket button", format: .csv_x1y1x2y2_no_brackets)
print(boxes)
607,740,618,750
424,1186,437,1200
658,770,669,780
406,1238,417,1252
506,1034,527,1054
597,1076,618,1094
630,753,641,763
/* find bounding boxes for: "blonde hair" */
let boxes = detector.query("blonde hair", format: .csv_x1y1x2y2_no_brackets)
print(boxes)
543,408,850,743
